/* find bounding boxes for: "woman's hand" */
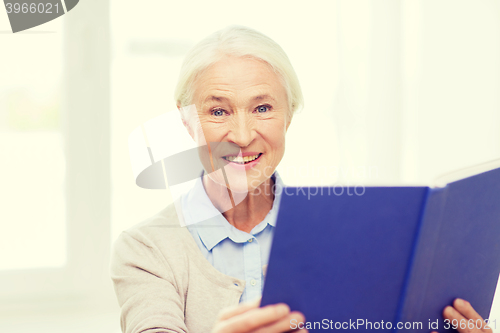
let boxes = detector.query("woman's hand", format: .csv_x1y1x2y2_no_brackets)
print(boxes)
432,298,493,333
212,298,308,333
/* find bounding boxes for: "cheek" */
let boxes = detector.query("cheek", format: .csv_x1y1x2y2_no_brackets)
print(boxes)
270,133,286,160
261,121,287,152
198,119,225,142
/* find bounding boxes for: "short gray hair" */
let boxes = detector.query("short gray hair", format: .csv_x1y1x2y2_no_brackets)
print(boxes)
174,25,304,116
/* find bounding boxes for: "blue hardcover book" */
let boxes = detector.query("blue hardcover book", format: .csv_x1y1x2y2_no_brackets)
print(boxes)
261,160,500,332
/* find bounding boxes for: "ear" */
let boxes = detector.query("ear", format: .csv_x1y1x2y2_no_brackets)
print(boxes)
178,104,195,139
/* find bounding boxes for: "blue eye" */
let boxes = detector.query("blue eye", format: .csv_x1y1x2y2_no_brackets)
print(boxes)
212,109,225,116
257,105,269,113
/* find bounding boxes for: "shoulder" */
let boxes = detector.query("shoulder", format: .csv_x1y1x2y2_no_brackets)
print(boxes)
112,202,191,269
124,202,180,238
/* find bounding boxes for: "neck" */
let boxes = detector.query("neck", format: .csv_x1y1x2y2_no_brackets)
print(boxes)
203,175,275,233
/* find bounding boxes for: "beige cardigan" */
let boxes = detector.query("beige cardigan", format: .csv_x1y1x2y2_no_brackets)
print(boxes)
110,203,246,333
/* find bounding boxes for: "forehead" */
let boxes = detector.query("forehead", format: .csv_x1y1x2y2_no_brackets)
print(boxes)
192,56,287,103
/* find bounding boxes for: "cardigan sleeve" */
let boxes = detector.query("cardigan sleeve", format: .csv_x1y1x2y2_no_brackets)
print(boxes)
110,231,188,333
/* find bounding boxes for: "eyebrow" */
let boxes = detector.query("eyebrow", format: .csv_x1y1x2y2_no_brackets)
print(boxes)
203,94,276,103
252,94,276,102
204,96,228,103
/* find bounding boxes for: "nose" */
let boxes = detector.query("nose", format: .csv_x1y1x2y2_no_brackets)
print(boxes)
227,112,255,148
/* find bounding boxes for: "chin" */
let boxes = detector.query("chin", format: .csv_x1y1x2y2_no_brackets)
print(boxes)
223,172,251,194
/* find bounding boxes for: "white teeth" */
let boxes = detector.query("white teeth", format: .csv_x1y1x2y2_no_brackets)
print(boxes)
223,154,260,164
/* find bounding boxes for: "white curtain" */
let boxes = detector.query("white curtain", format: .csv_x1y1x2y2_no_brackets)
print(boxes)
330,0,500,186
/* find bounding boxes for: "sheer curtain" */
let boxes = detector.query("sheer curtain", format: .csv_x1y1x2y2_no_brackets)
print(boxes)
333,0,500,186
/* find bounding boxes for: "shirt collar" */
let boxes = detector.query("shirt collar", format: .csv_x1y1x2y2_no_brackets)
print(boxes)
183,172,284,251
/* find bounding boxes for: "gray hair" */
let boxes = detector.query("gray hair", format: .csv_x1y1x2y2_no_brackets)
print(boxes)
174,25,304,117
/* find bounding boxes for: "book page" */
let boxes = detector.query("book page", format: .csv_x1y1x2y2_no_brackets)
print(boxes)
432,158,500,188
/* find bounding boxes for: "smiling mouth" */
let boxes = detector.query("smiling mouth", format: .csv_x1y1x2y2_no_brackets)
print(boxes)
222,153,262,164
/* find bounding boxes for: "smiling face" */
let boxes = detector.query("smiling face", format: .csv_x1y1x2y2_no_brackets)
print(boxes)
188,55,291,193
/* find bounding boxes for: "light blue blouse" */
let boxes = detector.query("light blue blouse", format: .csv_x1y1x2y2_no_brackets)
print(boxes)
181,173,283,303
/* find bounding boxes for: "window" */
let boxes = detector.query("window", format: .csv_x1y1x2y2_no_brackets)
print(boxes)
0,2,114,313
0,20,66,271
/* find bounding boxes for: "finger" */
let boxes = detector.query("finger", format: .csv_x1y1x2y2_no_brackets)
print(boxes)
217,297,261,321
217,303,290,333
453,299,484,322
443,305,481,333
255,311,305,333
452,299,492,332
443,305,467,322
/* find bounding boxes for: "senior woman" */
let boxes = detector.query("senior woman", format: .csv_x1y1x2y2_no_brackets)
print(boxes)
111,26,491,333
111,25,305,333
